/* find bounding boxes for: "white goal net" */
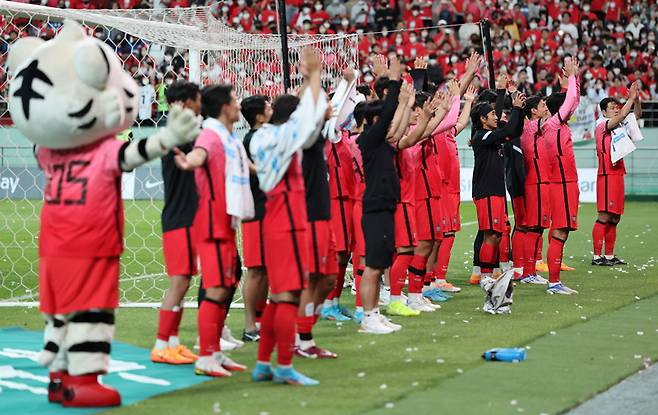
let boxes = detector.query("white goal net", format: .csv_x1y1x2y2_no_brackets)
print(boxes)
0,1,358,307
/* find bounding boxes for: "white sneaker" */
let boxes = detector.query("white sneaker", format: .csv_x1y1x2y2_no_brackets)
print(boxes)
222,326,244,348
358,314,395,334
378,314,402,331
194,355,232,377
220,338,239,351
520,274,548,285
407,297,436,312
379,286,391,306
422,296,441,310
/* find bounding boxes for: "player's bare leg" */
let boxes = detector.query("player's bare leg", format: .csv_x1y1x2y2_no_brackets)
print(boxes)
153,275,196,364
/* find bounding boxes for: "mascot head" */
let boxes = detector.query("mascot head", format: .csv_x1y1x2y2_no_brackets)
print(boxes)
7,20,138,149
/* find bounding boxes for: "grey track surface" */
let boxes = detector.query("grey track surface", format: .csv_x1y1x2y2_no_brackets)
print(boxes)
568,364,658,415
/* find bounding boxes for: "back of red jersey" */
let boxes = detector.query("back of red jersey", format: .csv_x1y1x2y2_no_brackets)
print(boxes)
416,134,444,200
264,152,308,232
436,128,460,193
595,120,626,176
543,115,578,182
394,144,419,204
325,133,355,200
521,119,551,184
346,133,365,200
37,137,124,257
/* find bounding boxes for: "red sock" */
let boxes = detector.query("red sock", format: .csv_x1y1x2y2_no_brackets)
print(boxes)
512,229,526,269
524,231,542,276
257,302,277,362
536,235,544,261
592,220,605,256
499,230,510,263
197,300,222,357
255,300,267,324
479,241,497,274
434,234,455,280
407,255,427,293
547,236,565,283
355,264,364,307
327,264,347,300
170,308,183,337
296,314,315,341
274,302,298,366
604,223,617,256
157,310,176,342
390,253,412,296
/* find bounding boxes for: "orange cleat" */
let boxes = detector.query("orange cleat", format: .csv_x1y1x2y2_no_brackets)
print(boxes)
151,347,195,365
469,273,481,285
536,260,549,273
174,344,198,361
561,262,575,271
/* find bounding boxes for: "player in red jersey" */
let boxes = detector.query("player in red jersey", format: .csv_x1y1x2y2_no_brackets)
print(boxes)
152,81,202,365
240,95,273,342
592,82,642,266
249,48,328,385
174,85,252,377
542,57,582,294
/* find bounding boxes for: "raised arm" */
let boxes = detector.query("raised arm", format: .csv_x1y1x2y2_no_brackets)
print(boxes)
556,57,581,121
377,56,403,127
387,82,412,139
410,56,428,92
390,82,415,141
459,52,482,97
480,93,526,145
634,87,642,119
426,79,461,136
397,94,442,149
607,82,639,130
494,74,508,120
455,85,477,135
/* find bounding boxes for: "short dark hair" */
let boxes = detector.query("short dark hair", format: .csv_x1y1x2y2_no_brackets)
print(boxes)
524,95,544,118
477,89,497,105
241,95,268,128
364,100,385,125
471,102,494,130
374,76,390,100
165,81,199,105
353,101,367,127
201,84,234,119
270,94,300,125
356,84,372,98
600,97,620,112
546,92,566,115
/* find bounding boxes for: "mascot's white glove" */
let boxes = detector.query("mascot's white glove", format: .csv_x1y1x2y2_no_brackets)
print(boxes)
155,105,201,150
99,89,125,130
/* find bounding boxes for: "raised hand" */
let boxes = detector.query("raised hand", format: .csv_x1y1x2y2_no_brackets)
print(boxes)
372,54,388,78
496,73,509,90
446,79,460,97
343,67,356,82
422,98,436,119
414,56,428,70
629,80,640,100
387,55,403,81
464,85,477,102
465,51,482,74
506,79,518,94
439,92,452,111
512,92,526,108
398,81,413,104
300,47,322,79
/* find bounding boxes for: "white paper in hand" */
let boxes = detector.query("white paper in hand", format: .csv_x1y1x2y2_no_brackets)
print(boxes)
610,126,636,164
624,113,644,142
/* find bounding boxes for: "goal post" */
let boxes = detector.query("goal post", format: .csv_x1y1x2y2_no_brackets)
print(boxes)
0,1,358,308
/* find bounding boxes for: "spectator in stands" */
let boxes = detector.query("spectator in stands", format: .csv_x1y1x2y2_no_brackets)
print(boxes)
326,0,346,20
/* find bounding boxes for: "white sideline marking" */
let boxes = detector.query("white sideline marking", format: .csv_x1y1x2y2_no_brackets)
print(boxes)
118,372,171,386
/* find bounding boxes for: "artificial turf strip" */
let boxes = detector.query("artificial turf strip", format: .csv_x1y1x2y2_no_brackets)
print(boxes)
366,295,658,415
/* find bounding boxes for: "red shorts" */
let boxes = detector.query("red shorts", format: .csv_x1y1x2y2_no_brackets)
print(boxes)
395,202,417,248
474,196,508,233
597,175,625,215
241,220,265,268
264,229,309,294
550,181,580,230
162,226,198,276
511,196,527,227
446,192,461,232
524,182,551,229
308,220,339,275
39,256,119,314
415,197,442,241
352,200,366,258
330,198,353,253
197,239,238,289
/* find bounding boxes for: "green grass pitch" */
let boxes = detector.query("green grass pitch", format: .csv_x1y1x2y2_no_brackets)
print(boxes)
1,200,658,414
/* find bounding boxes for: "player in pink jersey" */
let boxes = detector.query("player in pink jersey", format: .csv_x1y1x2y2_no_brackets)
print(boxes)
592,82,642,266
8,21,199,407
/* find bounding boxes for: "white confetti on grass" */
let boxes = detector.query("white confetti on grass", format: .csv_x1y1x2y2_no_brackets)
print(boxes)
379,384,388,390
637,331,645,336
385,402,395,409
436,358,445,364
510,400,518,406
357,372,366,378
550,331,557,335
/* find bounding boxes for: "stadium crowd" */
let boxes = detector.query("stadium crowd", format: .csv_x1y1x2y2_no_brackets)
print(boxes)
2,0,658,117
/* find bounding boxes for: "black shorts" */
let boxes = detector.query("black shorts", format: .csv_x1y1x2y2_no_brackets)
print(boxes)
362,210,395,269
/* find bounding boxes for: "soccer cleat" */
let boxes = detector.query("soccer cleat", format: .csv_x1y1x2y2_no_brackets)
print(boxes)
546,283,579,295
560,262,575,271
591,257,613,266
338,305,354,319
195,356,232,377
214,351,247,371
387,300,421,317
273,367,320,386
174,344,198,361
321,305,351,321
379,286,391,306
242,329,260,342
422,288,450,302
251,362,274,382
407,298,436,312
353,310,364,324
151,347,195,365
434,280,461,293
469,273,481,285
496,305,512,314
422,296,442,310
61,374,121,407
379,314,402,331
520,274,548,285
220,338,239,351
48,371,66,403
536,260,549,273
358,315,395,334
222,326,244,348
609,256,627,265
295,345,338,359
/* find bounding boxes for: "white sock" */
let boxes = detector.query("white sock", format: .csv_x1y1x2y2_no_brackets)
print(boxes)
549,281,561,287
168,335,180,348
332,298,339,306
364,309,375,318
536,260,543,265
513,267,523,274
356,306,363,313
472,266,481,275
493,267,501,275
382,285,390,292
390,295,401,302
323,299,332,308
299,339,315,350
605,255,614,260
155,339,168,350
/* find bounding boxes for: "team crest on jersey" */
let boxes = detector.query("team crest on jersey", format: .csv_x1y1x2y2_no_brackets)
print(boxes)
609,201,614,208
572,215,578,223
493,218,499,225
321,255,327,266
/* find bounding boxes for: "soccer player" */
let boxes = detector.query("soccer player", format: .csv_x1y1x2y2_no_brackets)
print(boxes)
174,84,252,377
240,95,273,341
357,55,404,334
470,90,526,289
249,48,328,385
542,57,582,294
592,82,641,266
152,81,202,365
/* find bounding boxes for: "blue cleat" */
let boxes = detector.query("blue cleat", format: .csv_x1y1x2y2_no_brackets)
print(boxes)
422,288,450,302
251,362,274,382
353,310,364,324
273,366,319,386
320,305,351,321
338,305,354,319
